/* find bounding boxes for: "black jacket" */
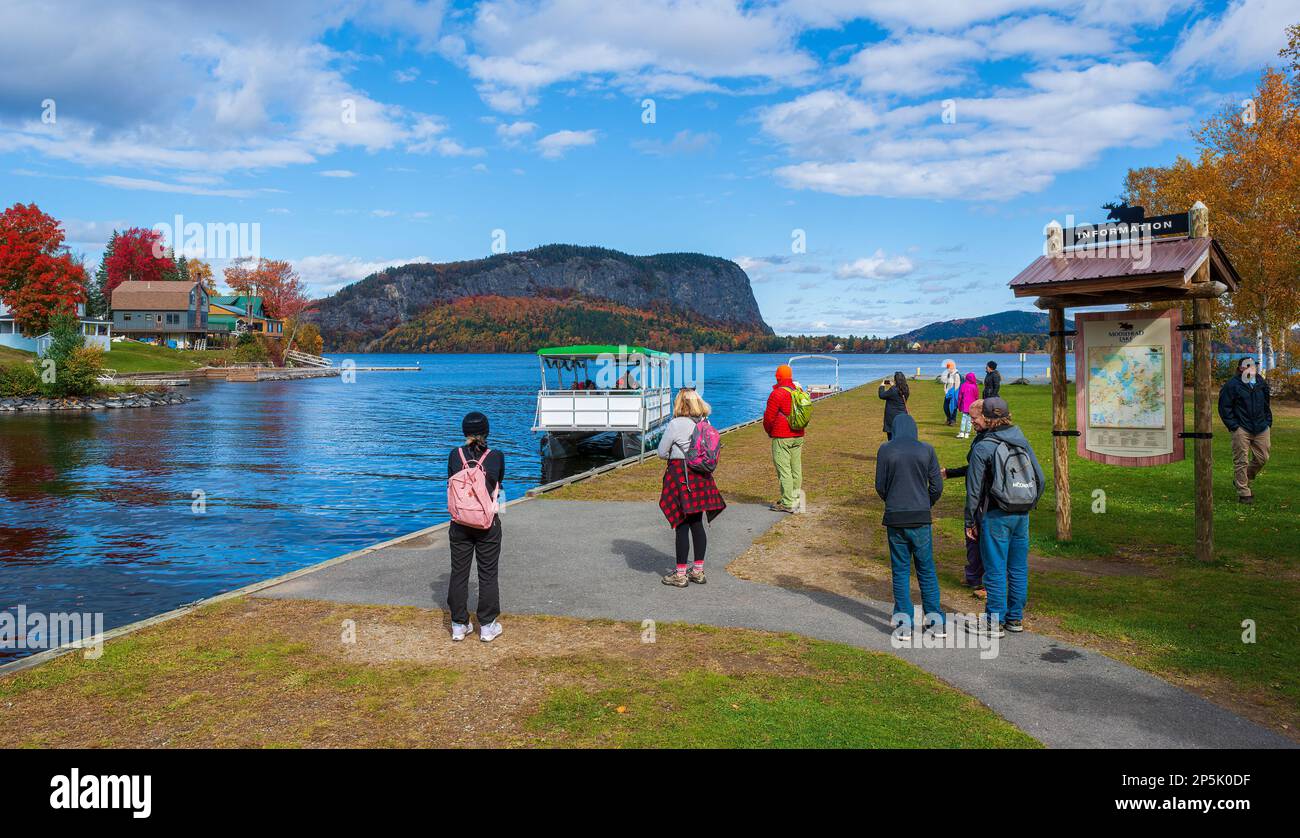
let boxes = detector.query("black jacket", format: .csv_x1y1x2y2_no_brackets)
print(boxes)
874,414,943,527
878,383,909,434
1217,376,1272,435
448,443,505,495
983,369,1002,399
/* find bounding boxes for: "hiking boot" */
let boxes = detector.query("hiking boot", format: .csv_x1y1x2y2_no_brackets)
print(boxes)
1004,619,1024,633
451,621,473,642
662,571,689,587
971,586,987,600
687,568,707,584
924,620,948,639
479,620,502,642
768,502,795,513
1238,494,1254,504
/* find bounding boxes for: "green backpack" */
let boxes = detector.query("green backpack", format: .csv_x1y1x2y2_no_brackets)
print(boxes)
784,386,813,430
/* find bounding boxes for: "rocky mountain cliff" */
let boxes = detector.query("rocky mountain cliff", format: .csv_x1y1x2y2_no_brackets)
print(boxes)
306,245,772,351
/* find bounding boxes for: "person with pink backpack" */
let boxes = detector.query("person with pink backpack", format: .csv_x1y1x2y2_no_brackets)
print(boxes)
656,388,726,587
446,411,505,642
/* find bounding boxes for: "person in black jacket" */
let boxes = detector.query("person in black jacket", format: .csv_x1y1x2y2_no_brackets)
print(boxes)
875,414,944,639
447,411,506,642
878,371,910,439
982,361,1001,399
1218,357,1273,503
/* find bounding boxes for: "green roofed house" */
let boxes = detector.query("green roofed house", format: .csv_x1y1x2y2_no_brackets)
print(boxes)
207,296,284,340
532,344,674,460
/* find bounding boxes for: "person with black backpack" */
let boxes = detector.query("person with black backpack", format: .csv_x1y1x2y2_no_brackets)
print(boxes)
960,397,1044,637
657,388,725,587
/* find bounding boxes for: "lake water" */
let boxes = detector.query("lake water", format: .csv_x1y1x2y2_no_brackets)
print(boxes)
0,351,1072,658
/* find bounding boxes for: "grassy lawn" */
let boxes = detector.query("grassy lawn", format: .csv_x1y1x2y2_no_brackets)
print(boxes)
100,340,230,374
0,345,36,365
549,379,1299,738
0,598,1035,748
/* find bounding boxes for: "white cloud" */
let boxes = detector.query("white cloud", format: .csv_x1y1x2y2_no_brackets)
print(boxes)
320,169,357,178
835,250,916,279
293,253,433,295
1169,0,1297,74
536,128,597,158
495,120,538,145
458,0,816,112
767,62,1189,200
371,209,398,217
90,175,257,198
632,129,719,156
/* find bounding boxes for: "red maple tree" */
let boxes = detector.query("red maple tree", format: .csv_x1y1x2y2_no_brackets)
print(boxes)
0,202,87,335
103,227,175,296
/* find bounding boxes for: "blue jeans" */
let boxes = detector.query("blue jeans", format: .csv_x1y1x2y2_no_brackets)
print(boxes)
980,508,1029,622
960,413,972,434
887,525,944,629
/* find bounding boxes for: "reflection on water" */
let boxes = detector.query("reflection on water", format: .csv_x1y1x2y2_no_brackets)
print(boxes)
0,351,1072,658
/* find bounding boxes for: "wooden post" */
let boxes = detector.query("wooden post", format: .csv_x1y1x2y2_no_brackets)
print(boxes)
1049,306,1071,541
1190,201,1214,561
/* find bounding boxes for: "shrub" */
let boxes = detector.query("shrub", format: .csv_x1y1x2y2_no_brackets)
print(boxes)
233,337,269,363
54,345,105,397
0,362,41,397
1268,369,1300,402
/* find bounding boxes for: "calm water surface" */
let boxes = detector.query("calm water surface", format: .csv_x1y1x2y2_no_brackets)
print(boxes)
0,352,1072,656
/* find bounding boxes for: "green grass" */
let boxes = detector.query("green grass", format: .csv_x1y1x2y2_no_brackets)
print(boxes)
100,340,229,373
528,635,1039,748
913,379,1299,725
0,345,36,365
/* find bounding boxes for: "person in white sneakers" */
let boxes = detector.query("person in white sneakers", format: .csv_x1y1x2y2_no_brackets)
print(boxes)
956,372,980,439
446,411,505,642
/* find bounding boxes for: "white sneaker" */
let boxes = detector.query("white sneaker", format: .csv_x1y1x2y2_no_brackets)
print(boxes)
479,620,502,642
451,621,473,642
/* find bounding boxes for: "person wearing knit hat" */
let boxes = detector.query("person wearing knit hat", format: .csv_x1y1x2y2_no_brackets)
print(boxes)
446,410,506,643
763,364,805,513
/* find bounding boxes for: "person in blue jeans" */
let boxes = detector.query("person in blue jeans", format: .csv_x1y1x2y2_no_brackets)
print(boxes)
961,398,1044,637
874,414,945,640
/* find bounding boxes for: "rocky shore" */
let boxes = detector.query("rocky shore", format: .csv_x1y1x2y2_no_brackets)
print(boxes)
0,391,193,412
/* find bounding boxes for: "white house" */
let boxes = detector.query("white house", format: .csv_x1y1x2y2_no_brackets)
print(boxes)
0,301,113,355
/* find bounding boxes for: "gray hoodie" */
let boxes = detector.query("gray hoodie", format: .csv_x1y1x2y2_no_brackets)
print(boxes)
874,414,943,527
963,424,1045,528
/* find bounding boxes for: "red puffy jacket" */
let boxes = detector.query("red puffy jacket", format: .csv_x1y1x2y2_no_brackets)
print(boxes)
763,383,805,438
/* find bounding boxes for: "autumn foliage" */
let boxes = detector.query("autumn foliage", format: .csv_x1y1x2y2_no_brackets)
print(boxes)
0,202,87,336
103,227,176,295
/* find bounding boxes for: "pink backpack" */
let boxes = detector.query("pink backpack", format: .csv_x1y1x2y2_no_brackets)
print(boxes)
684,419,721,473
447,447,498,528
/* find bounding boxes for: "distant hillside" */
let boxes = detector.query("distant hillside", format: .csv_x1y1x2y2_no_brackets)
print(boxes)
894,310,1074,343
371,293,782,354
307,244,772,351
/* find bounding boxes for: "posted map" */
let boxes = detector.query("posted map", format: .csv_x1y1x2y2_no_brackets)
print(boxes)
1087,345,1167,429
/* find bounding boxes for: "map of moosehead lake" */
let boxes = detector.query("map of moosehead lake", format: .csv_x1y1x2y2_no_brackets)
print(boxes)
1088,345,1167,429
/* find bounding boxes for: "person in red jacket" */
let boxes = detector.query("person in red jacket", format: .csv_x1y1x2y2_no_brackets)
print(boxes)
764,364,805,513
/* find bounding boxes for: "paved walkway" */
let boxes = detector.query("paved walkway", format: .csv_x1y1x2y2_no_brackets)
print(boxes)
258,500,1292,749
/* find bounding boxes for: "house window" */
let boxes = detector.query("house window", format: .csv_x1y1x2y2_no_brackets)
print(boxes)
123,313,132,322
0,321,12,334
166,313,180,325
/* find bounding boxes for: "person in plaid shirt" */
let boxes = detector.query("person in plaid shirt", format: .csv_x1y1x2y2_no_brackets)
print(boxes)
657,388,726,586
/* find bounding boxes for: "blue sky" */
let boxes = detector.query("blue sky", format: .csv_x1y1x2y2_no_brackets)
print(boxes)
1,0,1295,335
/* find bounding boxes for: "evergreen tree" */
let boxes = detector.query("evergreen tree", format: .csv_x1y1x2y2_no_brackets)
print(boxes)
88,231,117,320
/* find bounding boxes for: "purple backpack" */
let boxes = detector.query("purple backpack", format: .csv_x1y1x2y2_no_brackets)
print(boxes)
683,419,721,473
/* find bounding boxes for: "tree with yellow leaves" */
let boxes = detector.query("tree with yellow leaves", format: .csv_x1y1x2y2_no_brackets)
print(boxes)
1123,55,1299,369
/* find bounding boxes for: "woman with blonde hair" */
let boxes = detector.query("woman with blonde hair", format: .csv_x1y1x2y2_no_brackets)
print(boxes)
656,387,726,587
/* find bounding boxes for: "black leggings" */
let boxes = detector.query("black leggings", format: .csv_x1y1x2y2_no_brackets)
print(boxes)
675,513,706,565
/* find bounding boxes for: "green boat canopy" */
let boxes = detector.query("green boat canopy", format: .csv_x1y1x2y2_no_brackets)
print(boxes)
536,344,670,359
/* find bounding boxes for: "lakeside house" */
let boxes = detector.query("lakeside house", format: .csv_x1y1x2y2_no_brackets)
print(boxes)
207,295,284,339
110,280,209,349
0,301,112,355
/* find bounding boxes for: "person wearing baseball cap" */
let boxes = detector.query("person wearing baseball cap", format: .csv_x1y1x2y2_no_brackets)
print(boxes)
763,364,805,513
953,396,1044,638
446,411,506,643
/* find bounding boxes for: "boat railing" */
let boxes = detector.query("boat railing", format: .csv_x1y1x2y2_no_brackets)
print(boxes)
533,385,672,432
